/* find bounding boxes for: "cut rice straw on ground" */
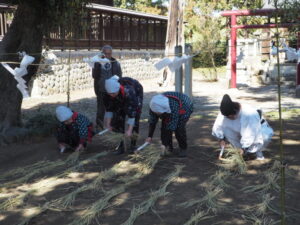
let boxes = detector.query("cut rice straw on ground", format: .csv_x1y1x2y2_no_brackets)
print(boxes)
12,152,109,224
68,155,164,225
0,189,36,211
0,152,81,188
183,210,213,225
210,170,231,189
242,170,280,194
121,165,184,225
179,187,224,213
70,186,125,225
53,148,161,212
241,214,277,225
220,147,247,174
100,131,126,146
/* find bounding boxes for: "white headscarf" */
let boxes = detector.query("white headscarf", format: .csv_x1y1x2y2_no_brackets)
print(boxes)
56,106,73,122
150,94,171,113
105,75,120,93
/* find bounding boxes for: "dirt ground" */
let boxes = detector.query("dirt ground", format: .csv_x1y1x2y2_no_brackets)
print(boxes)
0,79,299,225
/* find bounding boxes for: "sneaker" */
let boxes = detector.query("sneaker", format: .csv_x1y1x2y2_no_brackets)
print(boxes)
177,149,187,158
256,156,265,161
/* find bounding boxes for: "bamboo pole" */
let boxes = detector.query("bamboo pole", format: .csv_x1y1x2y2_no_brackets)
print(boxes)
274,1,286,224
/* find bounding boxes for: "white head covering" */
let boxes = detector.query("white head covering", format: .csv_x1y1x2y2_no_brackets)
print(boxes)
105,75,120,93
150,94,171,113
56,106,73,122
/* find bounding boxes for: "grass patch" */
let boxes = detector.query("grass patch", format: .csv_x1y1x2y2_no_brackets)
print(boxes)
265,108,300,120
24,112,57,137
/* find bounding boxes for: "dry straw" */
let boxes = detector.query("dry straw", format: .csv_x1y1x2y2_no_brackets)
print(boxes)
242,161,281,194
121,165,184,225
183,210,213,225
0,151,81,188
220,147,247,174
12,152,108,224
67,147,162,225
0,189,36,211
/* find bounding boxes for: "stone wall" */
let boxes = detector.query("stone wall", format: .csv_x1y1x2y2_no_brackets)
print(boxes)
29,50,164,97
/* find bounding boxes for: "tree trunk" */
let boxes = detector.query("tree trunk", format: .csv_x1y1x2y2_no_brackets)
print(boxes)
0,2,42,133
159,0,184,86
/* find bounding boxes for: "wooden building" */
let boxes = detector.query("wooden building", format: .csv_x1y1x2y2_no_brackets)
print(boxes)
0,3,167,50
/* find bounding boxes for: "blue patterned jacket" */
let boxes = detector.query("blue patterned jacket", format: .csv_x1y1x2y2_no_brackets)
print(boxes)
58,112,93,144
148,92,193,135
104,77,143,119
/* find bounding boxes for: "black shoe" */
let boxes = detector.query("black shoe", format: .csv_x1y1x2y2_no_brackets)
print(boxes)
128,140,137,154
177,149,187,158
113,141,125,155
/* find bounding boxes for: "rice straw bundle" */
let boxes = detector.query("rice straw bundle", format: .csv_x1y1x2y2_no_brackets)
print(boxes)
121,165,184,225
70,186,125,225
0,161,52,183
183,210,212,225
0,189,36,211
220,147,247,174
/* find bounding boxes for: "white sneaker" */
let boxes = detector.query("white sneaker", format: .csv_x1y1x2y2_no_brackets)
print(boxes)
60,147,66,154
256,156,265,160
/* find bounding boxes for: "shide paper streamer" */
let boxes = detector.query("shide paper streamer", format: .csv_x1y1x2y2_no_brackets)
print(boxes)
154,55,192,72
83,55,111,69
1,52,35,98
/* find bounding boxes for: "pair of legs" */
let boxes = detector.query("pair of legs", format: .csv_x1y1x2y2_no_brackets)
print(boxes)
111,110,141,154
96,92,105,129
161,123,187,157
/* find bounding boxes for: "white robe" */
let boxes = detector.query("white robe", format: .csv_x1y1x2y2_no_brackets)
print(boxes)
212,104,273,154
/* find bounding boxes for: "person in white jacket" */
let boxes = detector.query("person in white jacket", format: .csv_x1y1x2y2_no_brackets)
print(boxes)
212,94,273,160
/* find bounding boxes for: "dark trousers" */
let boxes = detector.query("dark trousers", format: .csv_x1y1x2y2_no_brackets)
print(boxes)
111,110,140,134
96,92,105,129
56,126,84,148
161,124,187,150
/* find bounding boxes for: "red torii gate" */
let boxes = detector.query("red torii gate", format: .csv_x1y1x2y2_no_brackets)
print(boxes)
221,9,299,89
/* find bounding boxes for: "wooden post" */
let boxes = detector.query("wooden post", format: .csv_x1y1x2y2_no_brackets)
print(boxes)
138,18,141,50
110,12,113,46
120,14,124,50
87,10,92,50
162,0,185,86
129,16,133,49
146,18,149,50
99,12,103,46
154,20,157,49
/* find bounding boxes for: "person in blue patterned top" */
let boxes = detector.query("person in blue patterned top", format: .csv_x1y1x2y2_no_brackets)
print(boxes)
146,92,193,157
55,106,94,154
103,75,143,154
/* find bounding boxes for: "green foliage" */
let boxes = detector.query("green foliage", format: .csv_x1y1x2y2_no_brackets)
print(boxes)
114,0,168,15
8,0,89,34
185,0,228,78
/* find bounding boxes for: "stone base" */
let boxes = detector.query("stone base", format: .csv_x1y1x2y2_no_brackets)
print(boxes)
296,85,300,98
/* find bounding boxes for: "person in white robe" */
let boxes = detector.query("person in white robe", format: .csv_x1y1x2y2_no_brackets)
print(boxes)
212,94,273,160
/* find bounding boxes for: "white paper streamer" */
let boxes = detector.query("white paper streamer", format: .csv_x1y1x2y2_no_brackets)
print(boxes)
154,57,173,71
83,55,110,69
155,55,192,72
1,52,35,98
